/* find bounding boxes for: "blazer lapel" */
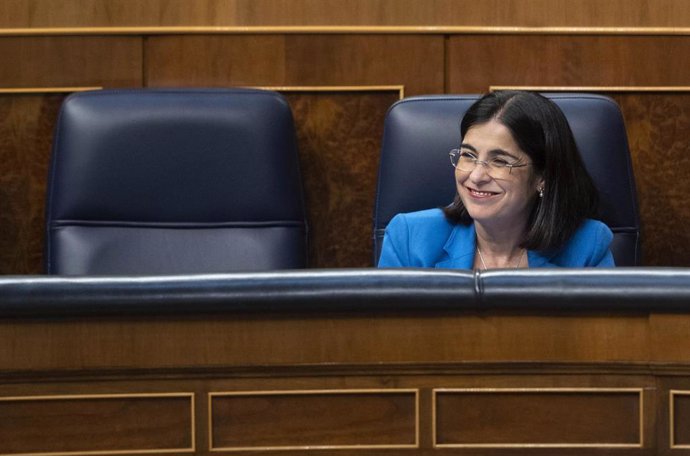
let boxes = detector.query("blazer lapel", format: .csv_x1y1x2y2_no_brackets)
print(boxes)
434,223,476,269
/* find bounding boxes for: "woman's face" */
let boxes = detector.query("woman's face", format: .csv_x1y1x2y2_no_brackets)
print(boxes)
456,119,543,230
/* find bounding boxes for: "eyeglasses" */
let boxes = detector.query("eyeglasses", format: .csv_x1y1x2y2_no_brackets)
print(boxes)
449,149,530,180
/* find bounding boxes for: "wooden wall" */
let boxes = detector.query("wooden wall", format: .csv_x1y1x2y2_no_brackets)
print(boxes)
1,1,689,272
2,0,690,28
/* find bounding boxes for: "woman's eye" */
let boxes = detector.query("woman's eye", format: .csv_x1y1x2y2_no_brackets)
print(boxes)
490,158,511,167
459,151,477,160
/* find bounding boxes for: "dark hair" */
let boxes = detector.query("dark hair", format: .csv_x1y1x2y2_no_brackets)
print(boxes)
443,91,599,252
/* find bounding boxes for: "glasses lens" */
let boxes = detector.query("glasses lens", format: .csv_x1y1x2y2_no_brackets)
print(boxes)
450,150,518,179
487,162,511,179
449,149,461,167
453,152,514,179
456,154,476,172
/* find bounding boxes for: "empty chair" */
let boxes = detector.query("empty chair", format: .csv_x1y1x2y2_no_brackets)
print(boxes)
46,88,307,275
373,93,640,266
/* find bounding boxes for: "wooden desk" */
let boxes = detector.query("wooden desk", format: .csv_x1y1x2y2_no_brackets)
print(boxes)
1,270,689,455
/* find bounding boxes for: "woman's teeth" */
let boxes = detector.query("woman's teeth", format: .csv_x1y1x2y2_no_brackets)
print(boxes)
469,188,496,197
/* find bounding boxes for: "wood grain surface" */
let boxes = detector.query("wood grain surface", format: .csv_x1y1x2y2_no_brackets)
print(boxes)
1,0,689,28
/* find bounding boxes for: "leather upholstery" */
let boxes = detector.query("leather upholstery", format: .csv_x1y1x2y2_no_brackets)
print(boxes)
45,88,307,275
1,269,688,317
373,94,641,266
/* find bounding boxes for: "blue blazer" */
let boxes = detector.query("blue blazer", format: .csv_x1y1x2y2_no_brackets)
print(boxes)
378,208,615,268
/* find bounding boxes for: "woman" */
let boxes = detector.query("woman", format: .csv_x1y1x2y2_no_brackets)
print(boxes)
377,91,614,269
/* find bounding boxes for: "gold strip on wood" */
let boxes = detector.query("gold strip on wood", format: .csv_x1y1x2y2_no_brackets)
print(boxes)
254,85,405,99
208,388,419,451
0,392,195,456
0,87,102,94
669,390,690,449
1,26,690,36
432,387,644,449
490,86,690,92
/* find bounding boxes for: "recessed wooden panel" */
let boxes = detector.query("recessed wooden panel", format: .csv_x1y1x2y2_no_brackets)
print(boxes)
146,35,444,96
0,94,63,274
210,390,417,450
0,37,142,88
611,93,690,266
671,391,690,447
283,90,398,267
434,388,642,447
0,393,194,455
448,35,690,93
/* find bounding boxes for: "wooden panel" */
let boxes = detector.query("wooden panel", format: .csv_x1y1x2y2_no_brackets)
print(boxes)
284,91,397,267
448,35,690,93
146,35,444,96
0,314,650,371
0,374,660,456
146,35,287,87
1,0,690,28
671,391,690,447
0,393,194,455
434,389,642,447
611,93,690,266
650,314,690,363
209,390,417,449
0,37,142,88
0,307,680,455
0,94,63,274
231,0,690,28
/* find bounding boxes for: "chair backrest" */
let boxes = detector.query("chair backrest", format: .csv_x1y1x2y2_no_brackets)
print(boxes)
46,88,307,275
373,93,641,266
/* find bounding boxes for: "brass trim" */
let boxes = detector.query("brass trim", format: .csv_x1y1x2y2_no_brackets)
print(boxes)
432,387,644,449
0,393,195,456
490,85,690,92
208,388,419,451
1,26,690,36
255,85,405,99
669,390,690,449
0,87,102,94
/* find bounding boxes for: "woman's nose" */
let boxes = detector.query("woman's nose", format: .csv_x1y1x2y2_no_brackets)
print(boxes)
467,161,492,181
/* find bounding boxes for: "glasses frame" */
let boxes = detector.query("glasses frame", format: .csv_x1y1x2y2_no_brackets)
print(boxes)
449,148,530,179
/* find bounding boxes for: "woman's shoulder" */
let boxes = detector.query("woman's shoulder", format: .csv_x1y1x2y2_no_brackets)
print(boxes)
387,208,454,232
384,208,459,252
380,208,466,268
549,218,614,267
573,218,614,243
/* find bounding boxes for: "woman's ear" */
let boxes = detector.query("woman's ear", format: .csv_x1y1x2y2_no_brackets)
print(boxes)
536,177,545,198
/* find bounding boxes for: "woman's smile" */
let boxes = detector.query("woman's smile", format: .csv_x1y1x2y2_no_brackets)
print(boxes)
465,186,500,199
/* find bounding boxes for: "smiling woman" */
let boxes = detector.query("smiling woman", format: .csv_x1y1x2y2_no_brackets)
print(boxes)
377,91,615,269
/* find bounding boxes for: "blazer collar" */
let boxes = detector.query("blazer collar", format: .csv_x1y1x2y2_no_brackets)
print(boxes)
434,222,557,269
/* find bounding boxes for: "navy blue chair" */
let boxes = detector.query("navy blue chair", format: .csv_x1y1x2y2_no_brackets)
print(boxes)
373,93,641,266
46,88,307,275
